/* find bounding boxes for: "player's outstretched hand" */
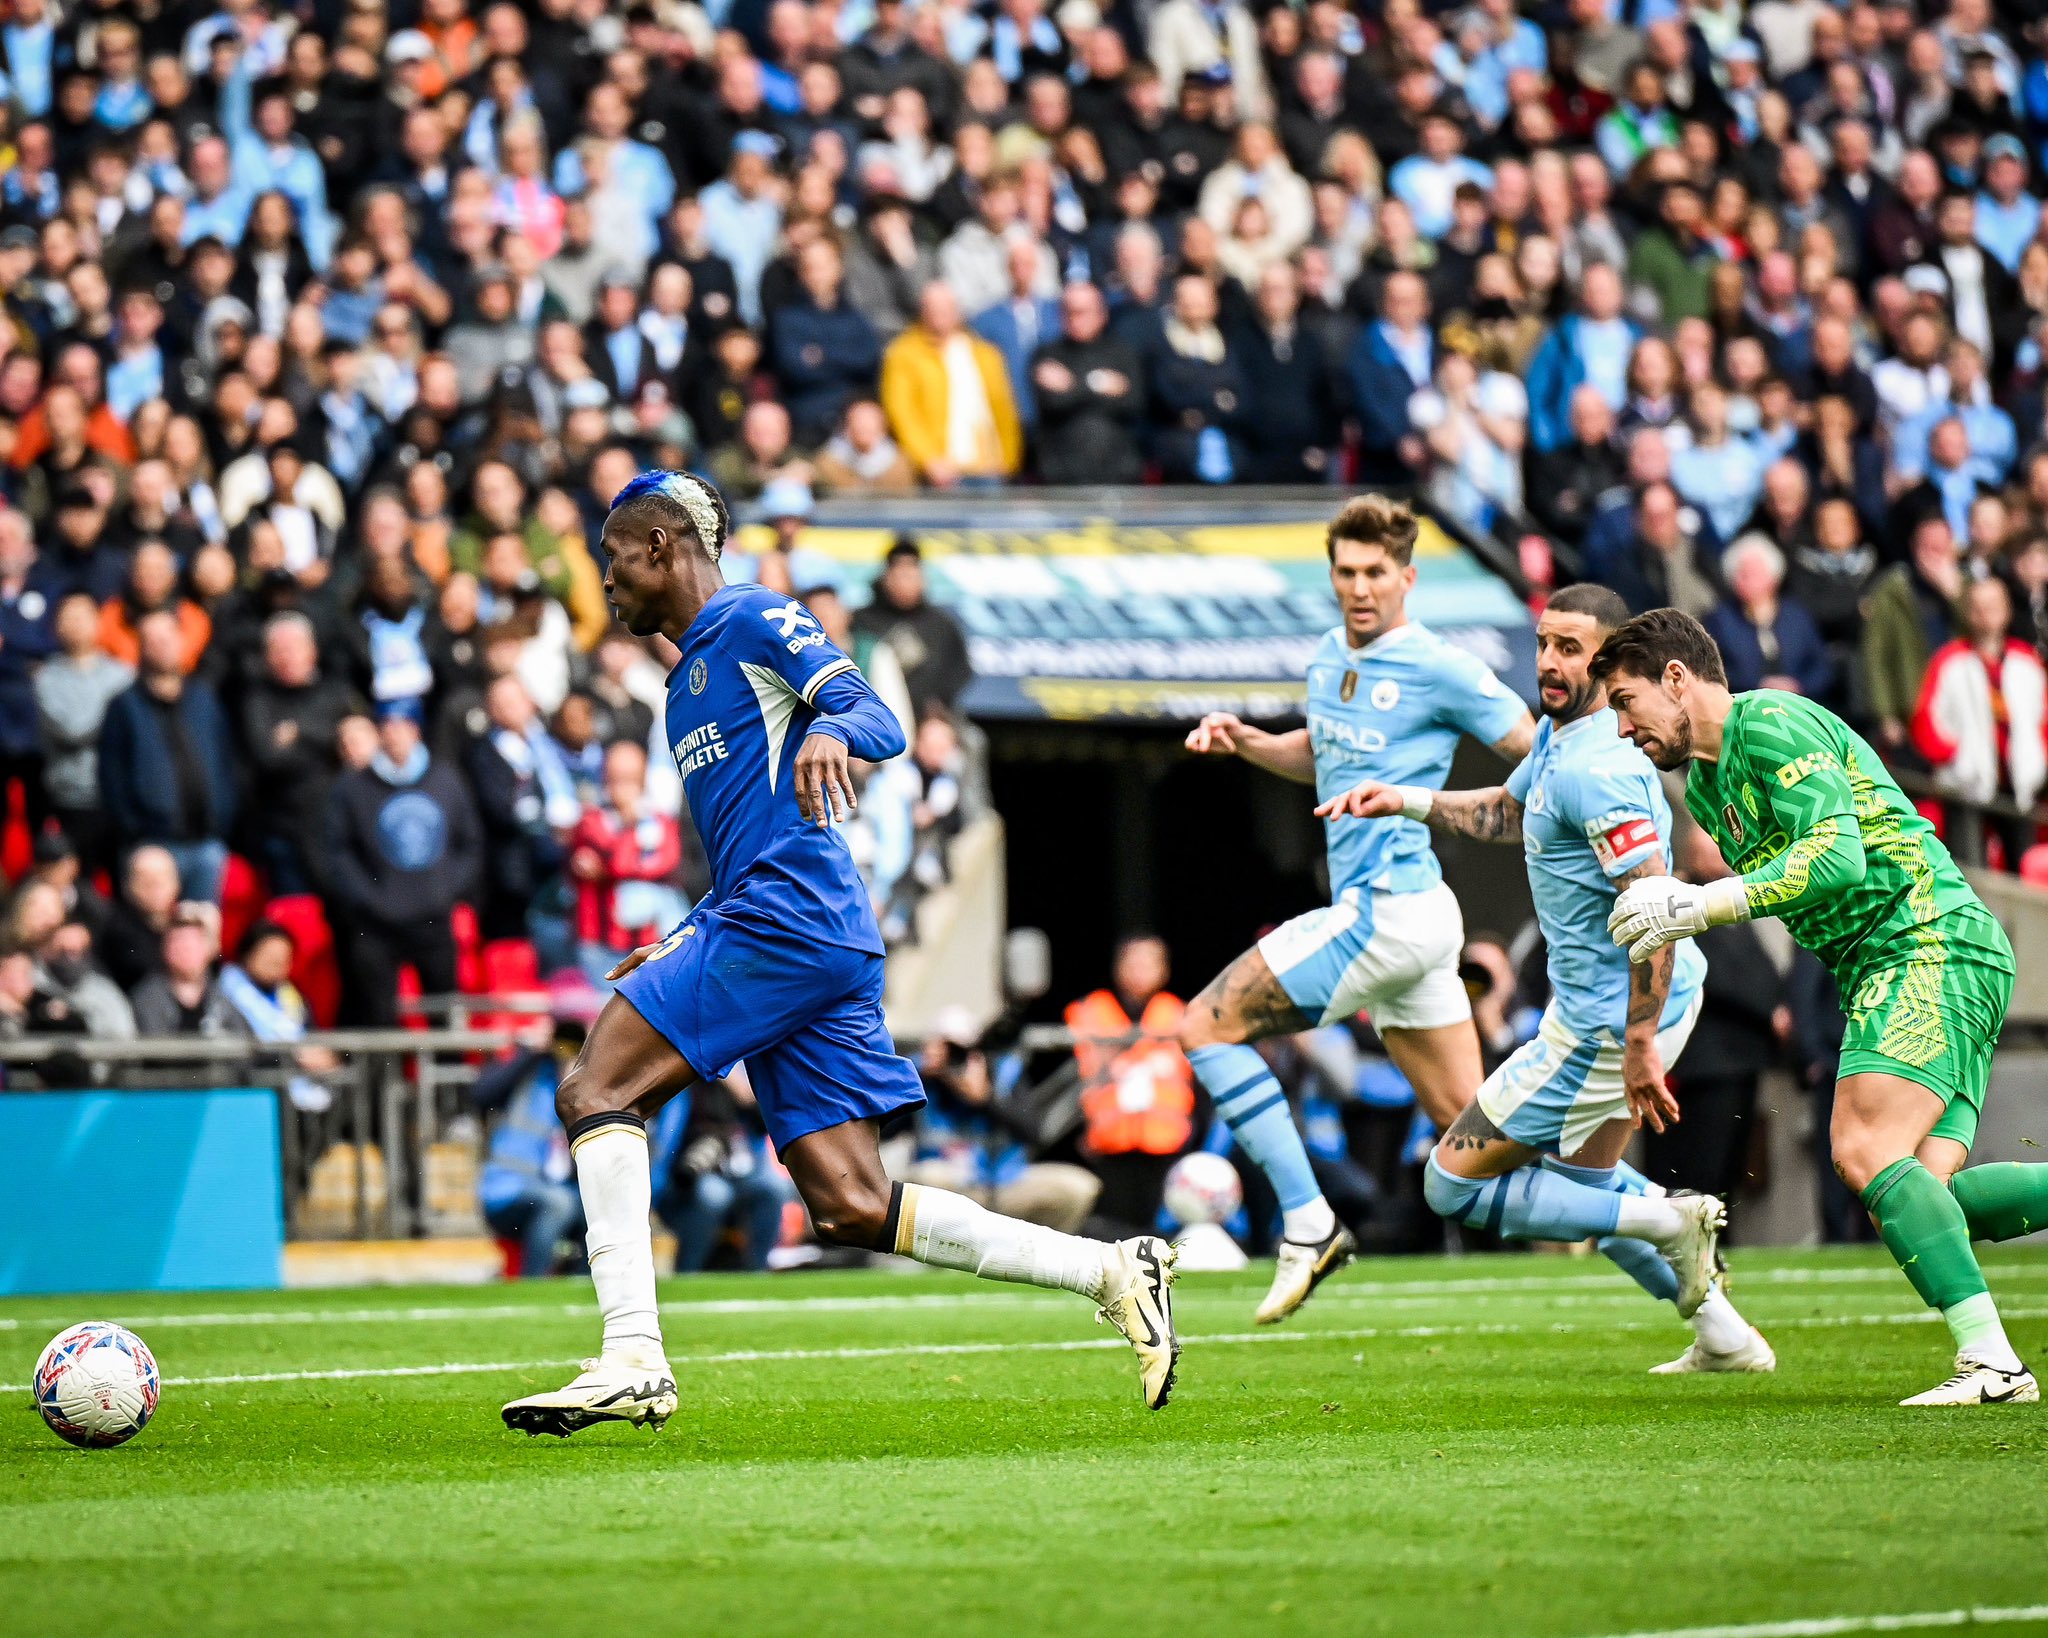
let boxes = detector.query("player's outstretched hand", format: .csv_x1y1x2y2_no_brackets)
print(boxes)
1314,779,1407,821
1185,712,1244,755
605,943,659,981
1622,1037,1680,1134
795,731,857,827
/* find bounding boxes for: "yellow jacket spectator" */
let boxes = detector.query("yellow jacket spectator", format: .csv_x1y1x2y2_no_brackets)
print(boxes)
880,281,1022,486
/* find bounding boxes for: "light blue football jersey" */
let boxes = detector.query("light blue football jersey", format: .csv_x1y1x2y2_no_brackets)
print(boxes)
1309,621,1527,896
1504,708,1706,1030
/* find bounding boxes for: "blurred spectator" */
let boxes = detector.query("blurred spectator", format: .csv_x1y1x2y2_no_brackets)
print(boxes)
903,1007,1101,1231
467,673,576,945
881,280,1022,488
1913,576,2046,868
1600,482,1722,617
770,236,884,447
131,905,245,1039
241,613,356,895
1671,382,1767,545
218,919,335,1112
96,844,182,995
1032,280,1146,485
652,1073,797,1272
97,608,239,902
0,509,57,846
473,1017,587,1278
1237,261,1342,484
32,914,135,1038
326,702,482,1026
971,241,1061,433
815,399,918,494
1864,515,1965,754
1150,270,1250,483
853,539,973,719
35,589,131,873
1349,270,1434,484
1787,497,1882,667
1410,354,1529,536
1066,933,1195,1235
1706,535,1836,699
568,740,688,985
1530,386,1627,547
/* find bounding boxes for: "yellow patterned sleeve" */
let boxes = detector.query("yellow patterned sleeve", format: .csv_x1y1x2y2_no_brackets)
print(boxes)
1736,708,1868,915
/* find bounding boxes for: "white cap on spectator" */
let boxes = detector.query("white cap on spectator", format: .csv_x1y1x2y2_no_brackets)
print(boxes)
1476,372,1529,420
386,30,434,65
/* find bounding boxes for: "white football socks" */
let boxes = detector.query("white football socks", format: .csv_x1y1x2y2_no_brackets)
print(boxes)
895,1183,1108,1301
1282,1196,1336,1244
573,1124,666,1368
1613,1193,1690,1248
1689,1284,1753,1354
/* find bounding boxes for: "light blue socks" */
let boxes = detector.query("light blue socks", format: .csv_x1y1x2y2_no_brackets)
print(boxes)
1187,1043,1323,1215
1423,1152,1625,1240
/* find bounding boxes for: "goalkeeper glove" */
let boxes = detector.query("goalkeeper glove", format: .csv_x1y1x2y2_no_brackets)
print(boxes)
1607,875,1750,962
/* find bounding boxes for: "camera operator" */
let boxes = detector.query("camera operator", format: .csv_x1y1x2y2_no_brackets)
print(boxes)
652,1070,797,1273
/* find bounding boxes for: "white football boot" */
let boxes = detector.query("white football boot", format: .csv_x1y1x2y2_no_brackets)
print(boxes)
1096,1236,1181,1409
502,1355,679,1436
1253,1221,1358,1325
1661,1192,1727,1319
1650,1326,1777,1374
1899,1354,2040,1407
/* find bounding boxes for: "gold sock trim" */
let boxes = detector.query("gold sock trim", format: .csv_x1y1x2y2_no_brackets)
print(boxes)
569,1123,647,1159
894,1184,921,1257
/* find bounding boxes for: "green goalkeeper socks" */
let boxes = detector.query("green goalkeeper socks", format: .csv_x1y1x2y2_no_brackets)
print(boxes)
1863,1158,1991,1312
1951,1163,2048,1242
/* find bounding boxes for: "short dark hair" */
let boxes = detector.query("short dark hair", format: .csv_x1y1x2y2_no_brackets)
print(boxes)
1327,494,1420,564
886,535,922,564
1589,607,1728,688
235,918,294,963
1546,582,1631,633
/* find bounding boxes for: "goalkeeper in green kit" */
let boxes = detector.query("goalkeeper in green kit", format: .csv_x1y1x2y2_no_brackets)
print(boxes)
1591,608,2045,1407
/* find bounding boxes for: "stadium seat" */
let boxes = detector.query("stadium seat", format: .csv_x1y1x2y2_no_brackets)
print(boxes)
452,903,482,993
218,854,266,958
263,894,342,1028
475,939,541,996
0,803,28,883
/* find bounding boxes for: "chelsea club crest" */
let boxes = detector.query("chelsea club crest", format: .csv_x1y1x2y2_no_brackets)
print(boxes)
688,658,708,695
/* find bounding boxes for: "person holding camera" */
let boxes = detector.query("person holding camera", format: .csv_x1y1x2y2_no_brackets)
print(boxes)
651,1072,797,1273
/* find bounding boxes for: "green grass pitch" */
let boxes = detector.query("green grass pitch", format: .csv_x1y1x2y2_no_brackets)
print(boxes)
7,1246,2048,1638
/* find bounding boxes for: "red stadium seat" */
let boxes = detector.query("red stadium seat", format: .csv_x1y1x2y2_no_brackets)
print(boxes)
217,854,266,958
0,805,28,883
475,939,541,996
263,894,341,1028
452,903,482,993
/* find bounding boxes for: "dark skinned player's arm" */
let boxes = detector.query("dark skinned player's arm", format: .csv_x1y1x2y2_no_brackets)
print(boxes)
805,668,908,761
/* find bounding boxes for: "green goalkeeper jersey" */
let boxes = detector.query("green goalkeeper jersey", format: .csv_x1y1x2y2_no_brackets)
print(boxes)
1684,691,1981,985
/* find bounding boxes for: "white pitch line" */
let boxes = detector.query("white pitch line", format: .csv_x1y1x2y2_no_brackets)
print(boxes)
12,1304,2048,1395
1581,1604,2048,1638
8,1260,2045,1334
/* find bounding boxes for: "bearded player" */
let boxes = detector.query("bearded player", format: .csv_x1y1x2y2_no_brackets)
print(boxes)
501,472,1179,1435
1318,585,1766,1372
1598,607,2045,1406
1182,495,1534,1323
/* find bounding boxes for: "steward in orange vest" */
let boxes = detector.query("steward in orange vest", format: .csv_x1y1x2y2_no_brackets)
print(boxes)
1066,939,1195,1157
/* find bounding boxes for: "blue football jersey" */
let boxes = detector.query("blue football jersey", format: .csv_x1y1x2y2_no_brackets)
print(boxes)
1504,708,1706,1029
1309,622,1527,896
663,583,884,955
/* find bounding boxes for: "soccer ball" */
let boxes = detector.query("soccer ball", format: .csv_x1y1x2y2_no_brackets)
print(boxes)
33,1322,161,1449
1163,1152,1244,1228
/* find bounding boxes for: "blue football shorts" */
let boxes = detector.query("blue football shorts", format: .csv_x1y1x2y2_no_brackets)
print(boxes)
615,901,924,1154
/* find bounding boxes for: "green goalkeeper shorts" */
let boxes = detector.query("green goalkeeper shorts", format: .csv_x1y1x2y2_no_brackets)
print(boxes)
1838,902,2015,1149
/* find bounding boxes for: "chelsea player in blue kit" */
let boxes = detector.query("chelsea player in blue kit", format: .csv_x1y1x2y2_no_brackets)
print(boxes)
1181,496,1535,1324
1322,586,1772,1371
502,473,1181,1435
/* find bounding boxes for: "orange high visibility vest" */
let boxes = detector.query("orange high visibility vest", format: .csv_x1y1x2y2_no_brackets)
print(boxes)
1066,989,1194,1157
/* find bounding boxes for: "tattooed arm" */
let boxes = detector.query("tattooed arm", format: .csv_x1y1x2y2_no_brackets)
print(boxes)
1314,780,1524,844
1617,857,1682,1134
